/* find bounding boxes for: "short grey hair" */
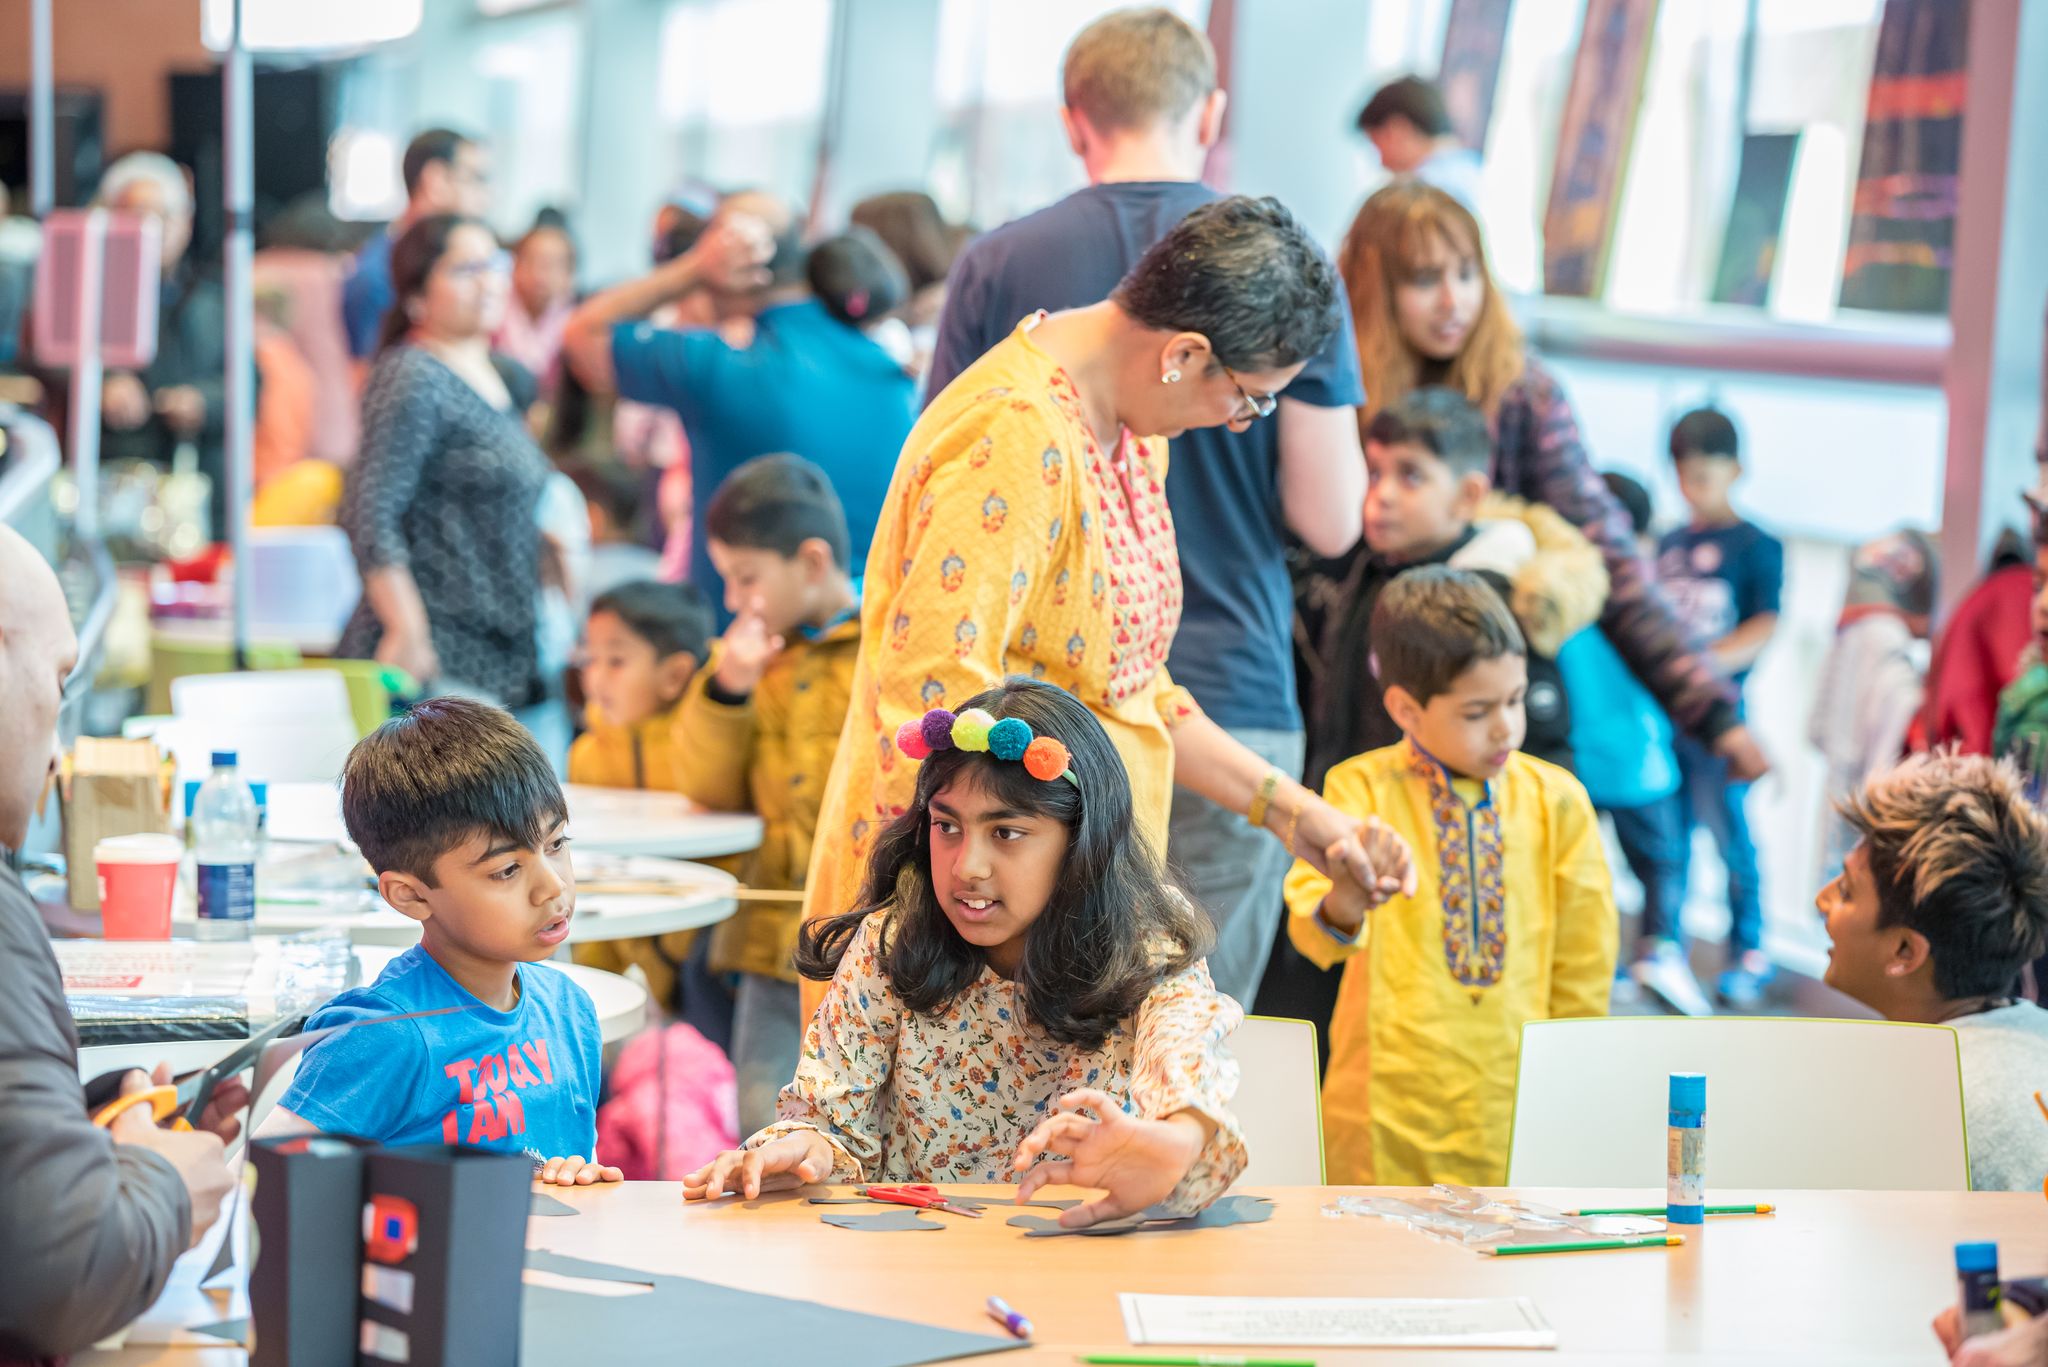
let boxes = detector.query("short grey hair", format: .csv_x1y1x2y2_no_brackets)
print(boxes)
95,152,192,220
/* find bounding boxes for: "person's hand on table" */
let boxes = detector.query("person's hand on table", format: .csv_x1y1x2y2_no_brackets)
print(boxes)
102,372,150,429
537,1155,623,1187
154,384,207,436
106,1068,234,1248
713,599,785,698
681,1131,834,1201
1934,1305,2048,1366
1714,724,1771,783
1012,1088,1207,1230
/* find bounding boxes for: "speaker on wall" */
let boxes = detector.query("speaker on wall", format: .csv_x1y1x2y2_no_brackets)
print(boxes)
0,89,106,209
169,63,337,259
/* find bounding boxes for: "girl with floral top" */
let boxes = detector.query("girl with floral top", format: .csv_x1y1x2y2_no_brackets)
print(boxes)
684,680,1390,1228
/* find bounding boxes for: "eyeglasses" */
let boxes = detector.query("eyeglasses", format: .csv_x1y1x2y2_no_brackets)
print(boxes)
1223,366,1278,422
443,250,512,283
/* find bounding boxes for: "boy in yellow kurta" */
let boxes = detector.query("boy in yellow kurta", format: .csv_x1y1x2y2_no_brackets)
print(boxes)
568,579,713,1009
1285,567,1616,1186
676,455,864,1133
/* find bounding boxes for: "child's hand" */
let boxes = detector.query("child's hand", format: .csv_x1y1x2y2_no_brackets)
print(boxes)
680,1131,835,1201
713,598,785,698
1317,817,1417,934
537,1155,623,1186
1012,1088,1206,1229
1356,816,1418,902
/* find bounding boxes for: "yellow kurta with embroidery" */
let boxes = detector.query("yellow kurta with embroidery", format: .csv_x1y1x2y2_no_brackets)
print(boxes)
673,617,861,984
1284,742,1617,1186
802,316,1200,1020
567,699,706,1007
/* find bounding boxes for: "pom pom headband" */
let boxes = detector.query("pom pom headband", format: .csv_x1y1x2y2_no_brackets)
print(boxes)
894,707,1078,787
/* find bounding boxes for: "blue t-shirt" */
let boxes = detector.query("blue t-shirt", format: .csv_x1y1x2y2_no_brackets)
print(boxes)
926,181,1366,732
611,298,917,622
343,229,395,360
1655,519,1784,686
280,945,603,1164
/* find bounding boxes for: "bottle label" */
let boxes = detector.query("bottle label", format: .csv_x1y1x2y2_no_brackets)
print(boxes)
197,861,256,922
1666,1126,1705,1208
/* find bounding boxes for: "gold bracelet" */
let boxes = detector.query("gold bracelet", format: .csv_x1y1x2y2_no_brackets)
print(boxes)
1246,769,1281,830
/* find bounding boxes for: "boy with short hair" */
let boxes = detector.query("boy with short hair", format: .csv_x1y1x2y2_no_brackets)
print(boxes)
678,453,862,1133
1285,567,1617,1186
1816,751,2048,1192
1655,406,1784,1008
263,698,620,1186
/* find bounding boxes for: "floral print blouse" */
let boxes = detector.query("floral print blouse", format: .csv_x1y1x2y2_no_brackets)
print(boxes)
749,909,1248,1216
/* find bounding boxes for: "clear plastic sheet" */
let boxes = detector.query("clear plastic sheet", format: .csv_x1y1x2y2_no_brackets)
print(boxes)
1322,1185,1666,1247
60,929,355,1046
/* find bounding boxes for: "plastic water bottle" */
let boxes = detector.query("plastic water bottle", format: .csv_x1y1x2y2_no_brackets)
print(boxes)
193,750,258,941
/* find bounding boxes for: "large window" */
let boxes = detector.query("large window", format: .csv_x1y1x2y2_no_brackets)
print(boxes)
658,0,837,211
927,0,1208,228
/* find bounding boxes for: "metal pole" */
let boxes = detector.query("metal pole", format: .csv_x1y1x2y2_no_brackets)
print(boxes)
68,209,104,543
28,0,52,216
223,0,254,669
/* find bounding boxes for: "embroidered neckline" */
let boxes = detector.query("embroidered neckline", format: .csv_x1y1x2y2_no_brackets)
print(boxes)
1406,741,1506,999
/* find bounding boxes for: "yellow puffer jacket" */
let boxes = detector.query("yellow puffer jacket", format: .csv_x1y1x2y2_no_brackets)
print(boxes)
567,699,706,1008
676,614,862,983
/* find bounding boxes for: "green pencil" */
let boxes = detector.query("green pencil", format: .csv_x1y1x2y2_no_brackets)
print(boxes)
1569,1203,1774,1217
1078,1357,1317,1367
1489,1234,1685,1256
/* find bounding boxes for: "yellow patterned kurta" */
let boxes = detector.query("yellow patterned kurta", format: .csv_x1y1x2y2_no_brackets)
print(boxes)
1284,741,1618,1186
752,908,1247,1215
802,315,1199,1018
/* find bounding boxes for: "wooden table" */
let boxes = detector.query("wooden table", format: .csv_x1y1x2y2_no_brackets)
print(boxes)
81,1184,2046,1365
262,780,765,860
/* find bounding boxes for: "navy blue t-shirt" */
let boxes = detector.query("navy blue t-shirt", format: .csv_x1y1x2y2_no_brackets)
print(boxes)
280,946,603,1164
343,228,394,360
612,298,917,621
1655,519,1784,686
926,182,1365,732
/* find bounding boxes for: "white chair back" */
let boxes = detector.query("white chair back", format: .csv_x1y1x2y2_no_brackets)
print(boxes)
171,668,359,785
1508,1016,1969,1190
246,526,360,637
1229,1015,1326,1186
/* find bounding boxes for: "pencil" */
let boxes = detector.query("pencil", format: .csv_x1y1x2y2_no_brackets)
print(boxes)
1569,1204,1774,1217
1077,1357,1318,1367
1489,1234,1685,1256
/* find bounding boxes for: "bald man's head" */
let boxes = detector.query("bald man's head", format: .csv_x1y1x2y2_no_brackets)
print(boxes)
0,527,77,851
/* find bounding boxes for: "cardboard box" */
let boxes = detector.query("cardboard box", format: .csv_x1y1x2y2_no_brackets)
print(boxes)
59,736,172,911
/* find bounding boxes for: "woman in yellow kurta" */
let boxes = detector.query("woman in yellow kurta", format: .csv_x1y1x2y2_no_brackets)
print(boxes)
804,198,1416,1019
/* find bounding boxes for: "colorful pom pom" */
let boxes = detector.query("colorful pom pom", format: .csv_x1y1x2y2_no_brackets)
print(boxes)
987,717,1032,761
920,709,957,751
895,718,931,760
1023,736,1071,782
951,708,996,752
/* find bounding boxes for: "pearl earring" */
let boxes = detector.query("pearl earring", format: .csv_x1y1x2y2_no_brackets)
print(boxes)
1161,369,1182,384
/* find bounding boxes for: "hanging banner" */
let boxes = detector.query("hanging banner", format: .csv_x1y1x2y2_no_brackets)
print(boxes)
1541,0,1661,299
1438,0,1516,154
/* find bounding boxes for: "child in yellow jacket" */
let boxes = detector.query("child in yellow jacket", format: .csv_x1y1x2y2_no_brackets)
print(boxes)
676,455,863,1133
1285,568,1617,1187
568,579,713,1007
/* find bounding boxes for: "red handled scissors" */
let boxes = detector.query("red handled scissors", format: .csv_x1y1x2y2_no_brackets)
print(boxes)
859,1184,984,1218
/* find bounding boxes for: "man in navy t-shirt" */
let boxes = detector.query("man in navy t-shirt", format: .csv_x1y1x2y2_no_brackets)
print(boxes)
925,10,1367,1007
1653,407,1784,1011
562,192,917,621
342,129,491,360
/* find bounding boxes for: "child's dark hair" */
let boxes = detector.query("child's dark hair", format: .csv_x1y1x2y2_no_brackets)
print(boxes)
796,679,1211,1049
807,226,910,328
1356,74,1452,136
589,580,713,662
561,458,641,537
1669,406,1739,462
341,697,566,883
1601,469,1654,537
705,453,851,570
1363,385,1491,478
1370,565,1525,706
1838,752,2048,999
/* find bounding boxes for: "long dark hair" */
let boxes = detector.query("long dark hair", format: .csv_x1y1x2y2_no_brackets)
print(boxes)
376,212,487,353
796,678,1211,1049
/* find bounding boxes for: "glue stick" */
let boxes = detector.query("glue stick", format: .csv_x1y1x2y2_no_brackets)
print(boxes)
1957,1243,2003,1339
1666,1073,1706,1225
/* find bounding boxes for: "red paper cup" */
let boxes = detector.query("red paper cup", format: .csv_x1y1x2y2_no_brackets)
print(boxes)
96,834,182,940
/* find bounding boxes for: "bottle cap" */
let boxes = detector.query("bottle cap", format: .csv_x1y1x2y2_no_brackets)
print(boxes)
211,750,237,767
1668,1072,1706,1112
1956,1242,1999,1274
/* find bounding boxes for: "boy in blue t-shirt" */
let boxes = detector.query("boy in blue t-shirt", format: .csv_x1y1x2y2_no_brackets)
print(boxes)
262,698,620,1186
1654,407,1784,1009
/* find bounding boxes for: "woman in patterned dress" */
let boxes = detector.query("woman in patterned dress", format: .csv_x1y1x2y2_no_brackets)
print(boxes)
339,215,548,710
802,199,1415,1006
